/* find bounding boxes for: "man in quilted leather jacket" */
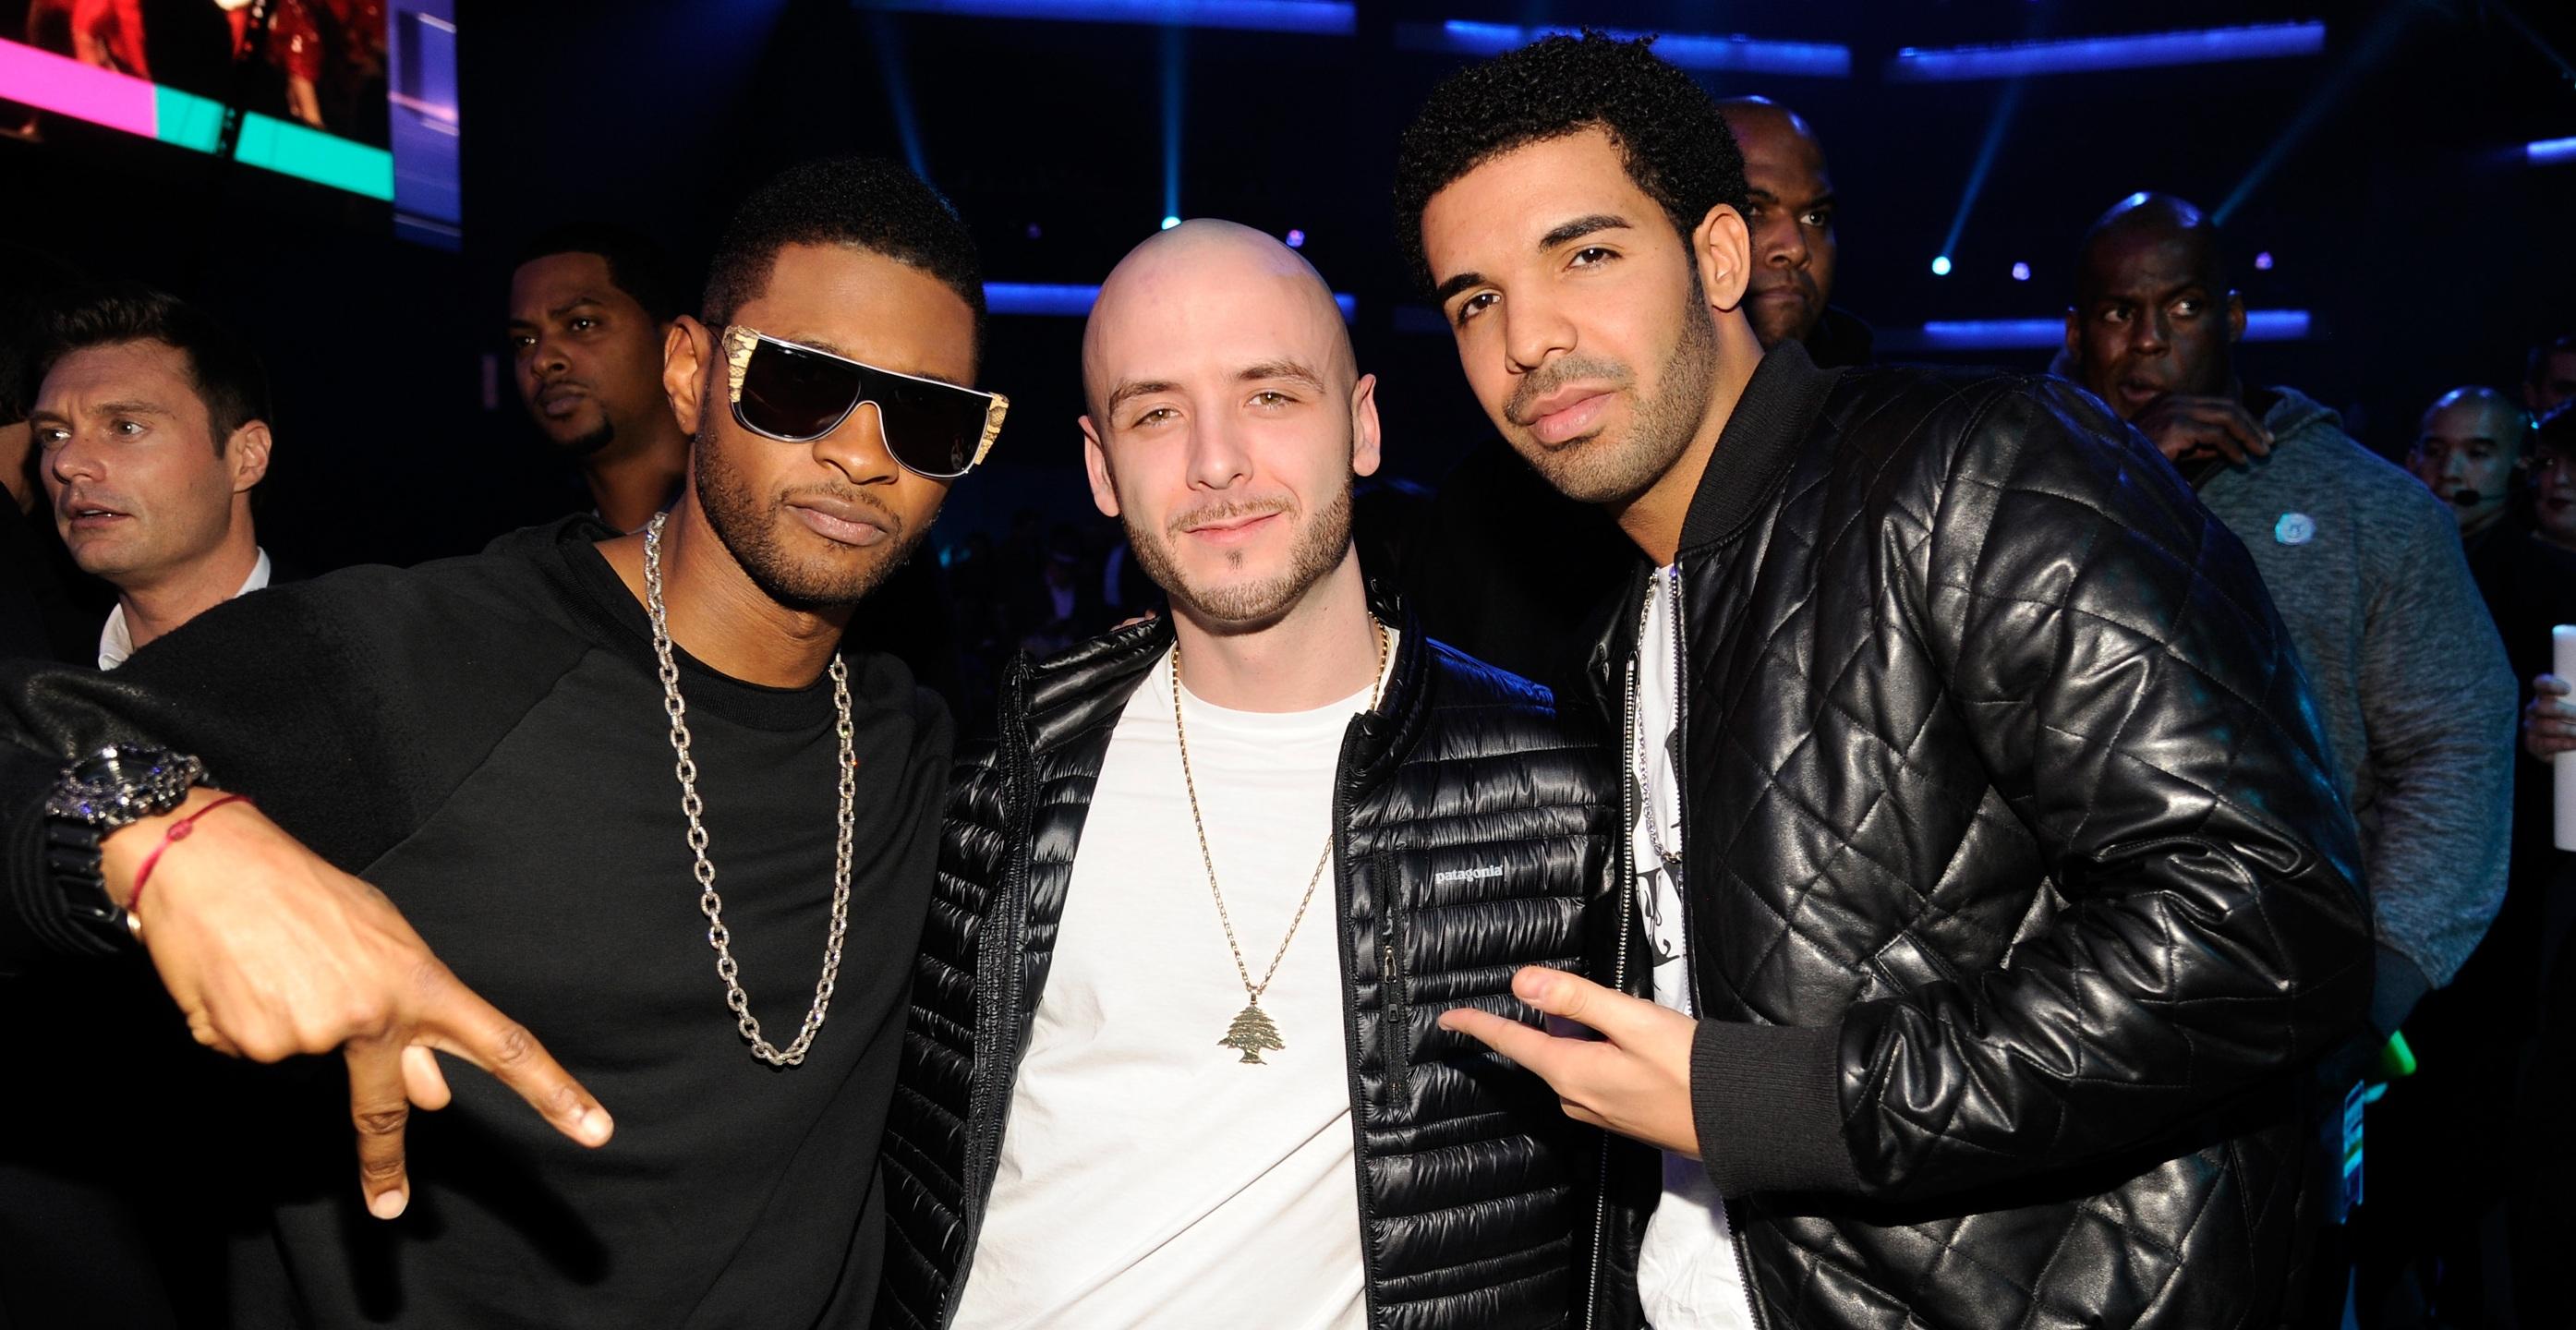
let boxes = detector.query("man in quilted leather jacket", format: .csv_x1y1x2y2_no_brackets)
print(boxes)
1396,33,2375,1330
875,221,1620,1330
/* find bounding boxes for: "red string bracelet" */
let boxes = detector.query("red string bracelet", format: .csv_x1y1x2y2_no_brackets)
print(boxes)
127,793,255,928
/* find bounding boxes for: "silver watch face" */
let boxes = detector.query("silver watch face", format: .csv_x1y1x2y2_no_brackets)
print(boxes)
44,745,207,828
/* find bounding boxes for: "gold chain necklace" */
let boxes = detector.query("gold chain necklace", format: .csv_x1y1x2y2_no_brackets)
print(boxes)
1171,620,1389,1064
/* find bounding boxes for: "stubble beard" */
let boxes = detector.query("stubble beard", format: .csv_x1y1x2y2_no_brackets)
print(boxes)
1125,474,1356,633
693,416,921,612
1509,267,1721,508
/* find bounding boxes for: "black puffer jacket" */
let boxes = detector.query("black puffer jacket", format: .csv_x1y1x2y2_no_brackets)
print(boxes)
878,611,1620,1329
1582,344,2374,1329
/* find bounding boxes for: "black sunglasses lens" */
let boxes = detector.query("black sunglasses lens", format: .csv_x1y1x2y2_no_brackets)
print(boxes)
870,375,986,477
739,340,863,441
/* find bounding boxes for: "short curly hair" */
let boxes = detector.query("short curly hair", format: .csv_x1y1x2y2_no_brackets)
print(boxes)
701,156,987,367
1394,31,1749,294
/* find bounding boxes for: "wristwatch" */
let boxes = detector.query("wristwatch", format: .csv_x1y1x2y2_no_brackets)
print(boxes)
43,744,209,942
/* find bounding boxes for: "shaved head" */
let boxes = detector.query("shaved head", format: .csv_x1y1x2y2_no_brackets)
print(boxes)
2077,192,2225,306
1079,218,1382,633
2420,385,2525,442
1084,219,1355,421
1716,96,1819,143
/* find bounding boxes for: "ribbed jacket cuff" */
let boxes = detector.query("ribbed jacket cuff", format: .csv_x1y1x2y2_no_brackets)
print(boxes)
2369,945,2434,1036
1692,1019,1864,1198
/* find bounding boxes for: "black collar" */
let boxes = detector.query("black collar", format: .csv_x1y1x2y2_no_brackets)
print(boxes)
1676,338,1844,552
1010,587,1433,789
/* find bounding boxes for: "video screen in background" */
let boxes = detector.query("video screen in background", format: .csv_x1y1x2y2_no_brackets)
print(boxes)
0,0,461,247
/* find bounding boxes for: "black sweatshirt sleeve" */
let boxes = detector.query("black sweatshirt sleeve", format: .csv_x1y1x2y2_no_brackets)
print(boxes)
0,560,593,971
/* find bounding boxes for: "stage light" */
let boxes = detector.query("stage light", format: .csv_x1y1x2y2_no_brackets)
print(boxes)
987,282,1356,320
2254,250,2274,271
2529,137,2576,166
1286,228,1306,248
1026,223,1043,239
2011,262,2031,282
1400,21,1850,78
2216,5,2413,224
851,0,1353,35
1161,25,1184,242
1877,309,2312,353
1930,256,1953,276
1936,78,2025,292
1887,21,2325,81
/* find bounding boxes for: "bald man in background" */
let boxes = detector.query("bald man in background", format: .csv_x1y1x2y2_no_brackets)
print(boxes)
2073,195,2518,1324
1717,96,1872,368
2400,386,2576,1327
877,220,1615,1330
2411,387,2527,546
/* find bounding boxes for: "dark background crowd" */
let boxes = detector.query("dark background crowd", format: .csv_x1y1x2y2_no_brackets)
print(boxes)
5,0,2576,1325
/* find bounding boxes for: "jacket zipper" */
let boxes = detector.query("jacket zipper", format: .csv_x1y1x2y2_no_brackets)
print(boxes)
1334,721,1389,1328
1584,596,1648,1330
1377,847,1410,1102
1590,569,1770,1330
940,675,1039,1329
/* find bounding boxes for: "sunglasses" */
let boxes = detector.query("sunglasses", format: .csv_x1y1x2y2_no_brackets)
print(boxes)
721,323,1007,479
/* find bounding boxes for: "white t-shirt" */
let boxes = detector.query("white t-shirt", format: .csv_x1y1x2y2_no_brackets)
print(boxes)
950,640,1395,1330
1631,565,1760,1330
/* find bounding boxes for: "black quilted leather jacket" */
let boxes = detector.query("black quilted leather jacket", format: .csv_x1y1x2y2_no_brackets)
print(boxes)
1576,343,2375,1330
877,611,1622,1329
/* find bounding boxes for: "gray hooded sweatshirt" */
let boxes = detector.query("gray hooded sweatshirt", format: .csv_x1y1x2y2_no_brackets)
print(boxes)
2195,384,2516,1029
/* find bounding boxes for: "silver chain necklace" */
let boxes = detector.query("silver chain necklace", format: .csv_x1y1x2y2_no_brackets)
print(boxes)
644,513,857,1068
1634,566,1685,869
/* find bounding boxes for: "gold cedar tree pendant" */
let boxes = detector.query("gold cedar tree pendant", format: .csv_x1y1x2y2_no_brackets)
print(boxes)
1220,1002,1287,1063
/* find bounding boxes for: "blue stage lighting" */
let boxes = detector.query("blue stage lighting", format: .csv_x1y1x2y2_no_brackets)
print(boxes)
2012,262,2031,282
987,283,1356,320
1936,78,2026,284
2216,6,2410,224
1161,215,1180,230
1401,21,1850,77
1930,256,1953,276
2254,250,2274,271
1887,21,2324,81
2529,137,2576,166
985,284,1106,317
851,0,1353,35
1877,309,2312,353
1286,228,1306,248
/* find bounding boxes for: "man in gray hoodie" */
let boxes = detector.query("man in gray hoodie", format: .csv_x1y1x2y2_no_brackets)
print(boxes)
2066,191,2514,1037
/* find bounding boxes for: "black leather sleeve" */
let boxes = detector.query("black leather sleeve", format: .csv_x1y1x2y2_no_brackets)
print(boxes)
1707,378,2373,1203
1851,378,2369,1199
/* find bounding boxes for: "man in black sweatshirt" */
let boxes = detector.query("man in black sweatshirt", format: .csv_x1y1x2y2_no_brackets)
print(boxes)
0,157,1001,1327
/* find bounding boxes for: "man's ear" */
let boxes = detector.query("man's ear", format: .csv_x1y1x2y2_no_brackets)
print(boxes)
664,316,712,437
224,420,272,494
1349,373,1383,480
2224,291,2247,347
2064,308,2084,367
1081,416,1121,518
1692,204,1754,312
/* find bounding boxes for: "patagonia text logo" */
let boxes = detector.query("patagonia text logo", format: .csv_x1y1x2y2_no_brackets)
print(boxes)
1434,864,1506,885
